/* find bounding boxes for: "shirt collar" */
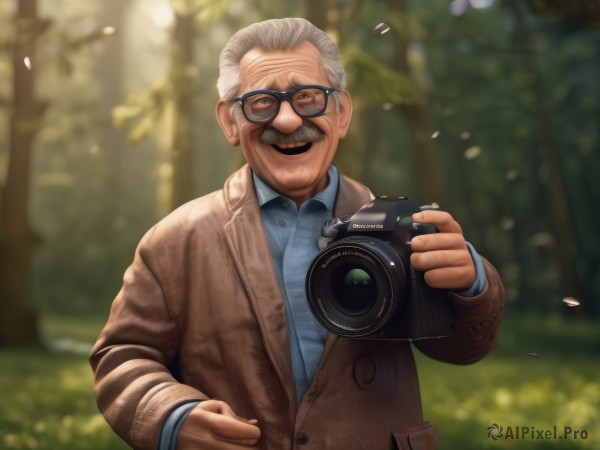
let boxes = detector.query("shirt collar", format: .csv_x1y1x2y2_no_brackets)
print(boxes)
253,166,339,212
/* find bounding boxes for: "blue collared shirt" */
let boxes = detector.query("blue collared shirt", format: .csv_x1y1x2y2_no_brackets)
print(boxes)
253,166,340,405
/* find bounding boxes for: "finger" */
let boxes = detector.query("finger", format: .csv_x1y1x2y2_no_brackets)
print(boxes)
187,402,261,443
204,400,259,424
410,249,473,273
411,232,467,253
204,413,261,443
421,266,476,291
412,210,463,234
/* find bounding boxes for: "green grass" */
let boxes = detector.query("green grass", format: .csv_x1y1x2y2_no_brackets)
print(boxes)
417,311,600,449
0,314,129,450
0,310,598,449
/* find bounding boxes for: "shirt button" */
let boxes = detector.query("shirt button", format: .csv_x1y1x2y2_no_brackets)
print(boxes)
279,219,287,227
297,432,309,445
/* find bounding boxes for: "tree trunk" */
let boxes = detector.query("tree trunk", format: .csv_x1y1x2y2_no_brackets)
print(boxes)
508,1,585,305
301,0,330,31
168,11,196,211
390,0,446,206
0,0,43,346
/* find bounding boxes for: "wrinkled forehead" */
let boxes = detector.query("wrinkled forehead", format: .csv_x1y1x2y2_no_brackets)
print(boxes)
238,42,330,92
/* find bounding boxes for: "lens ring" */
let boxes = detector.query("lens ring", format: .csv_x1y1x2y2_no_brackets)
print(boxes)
306,237,407,337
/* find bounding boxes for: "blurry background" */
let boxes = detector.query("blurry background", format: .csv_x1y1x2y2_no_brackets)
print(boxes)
0,0,598,449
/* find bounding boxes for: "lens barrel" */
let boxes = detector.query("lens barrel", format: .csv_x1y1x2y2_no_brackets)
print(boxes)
305,236,408,337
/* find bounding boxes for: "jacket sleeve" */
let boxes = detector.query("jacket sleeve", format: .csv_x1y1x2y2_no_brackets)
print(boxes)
89,226,208,450
413,258,506,364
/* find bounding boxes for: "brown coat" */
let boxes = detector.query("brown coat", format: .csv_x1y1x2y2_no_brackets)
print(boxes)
90,165,505,450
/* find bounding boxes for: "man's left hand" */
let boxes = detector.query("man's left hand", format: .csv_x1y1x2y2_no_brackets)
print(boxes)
410,210,476,291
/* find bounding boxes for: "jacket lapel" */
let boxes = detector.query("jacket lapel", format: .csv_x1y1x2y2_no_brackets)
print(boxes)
220,166,297,404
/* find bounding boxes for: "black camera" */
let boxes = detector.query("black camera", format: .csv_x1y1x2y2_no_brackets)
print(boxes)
305,197,454,340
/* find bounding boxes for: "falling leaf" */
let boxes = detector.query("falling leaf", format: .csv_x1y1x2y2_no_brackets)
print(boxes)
431,130,441,139
101,26,116,36
500,217,515,231
460,131,471,140
470,0,495,9
372,22,391,35
506,169,519,181
24,57,32,70
562,297,580,308
526,352,540,358
464,146,481,160
449,0,470,16
529,232,554,248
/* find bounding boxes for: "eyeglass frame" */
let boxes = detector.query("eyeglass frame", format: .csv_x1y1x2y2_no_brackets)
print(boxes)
231,84,337,124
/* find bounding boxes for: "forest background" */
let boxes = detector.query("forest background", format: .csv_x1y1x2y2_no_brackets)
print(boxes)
0,0,599,449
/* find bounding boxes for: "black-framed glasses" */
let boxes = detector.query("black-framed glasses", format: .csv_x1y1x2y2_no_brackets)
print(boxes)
232,85,337,124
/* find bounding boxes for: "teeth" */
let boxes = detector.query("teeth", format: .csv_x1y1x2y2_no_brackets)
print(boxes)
279,142,308,149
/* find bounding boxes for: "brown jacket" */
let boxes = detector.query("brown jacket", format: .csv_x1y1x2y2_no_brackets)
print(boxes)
90,165,505,450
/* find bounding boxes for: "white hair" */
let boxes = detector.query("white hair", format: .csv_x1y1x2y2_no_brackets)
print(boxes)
217,18,346,101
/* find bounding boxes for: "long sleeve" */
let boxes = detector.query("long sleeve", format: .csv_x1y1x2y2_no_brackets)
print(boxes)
158,402,200,450
89,226,208,450
414,258,506,364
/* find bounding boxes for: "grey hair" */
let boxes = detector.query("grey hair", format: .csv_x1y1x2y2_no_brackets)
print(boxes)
217,18,346,101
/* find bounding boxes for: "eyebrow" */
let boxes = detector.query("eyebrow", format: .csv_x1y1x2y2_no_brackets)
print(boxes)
250,78,314,92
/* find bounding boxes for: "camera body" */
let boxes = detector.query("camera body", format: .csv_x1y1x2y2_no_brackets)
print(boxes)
305,196,454,340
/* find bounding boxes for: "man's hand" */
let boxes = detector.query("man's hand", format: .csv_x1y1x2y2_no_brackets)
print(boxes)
177,400,261,450
410,210,476,291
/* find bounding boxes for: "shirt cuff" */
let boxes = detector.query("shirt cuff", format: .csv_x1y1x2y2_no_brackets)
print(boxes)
158,401,202,450
453,242,487,298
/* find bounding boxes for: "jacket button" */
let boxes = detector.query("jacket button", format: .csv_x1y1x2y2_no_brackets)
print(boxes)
353,354,377,389
297,432,309,445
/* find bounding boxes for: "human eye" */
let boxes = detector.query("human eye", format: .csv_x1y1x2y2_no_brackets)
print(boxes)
294,89,319,105
248,94,277,112
293,88,325,113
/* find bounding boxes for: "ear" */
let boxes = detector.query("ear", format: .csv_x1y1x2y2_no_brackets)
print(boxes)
215,100,240,147
336,90,353,139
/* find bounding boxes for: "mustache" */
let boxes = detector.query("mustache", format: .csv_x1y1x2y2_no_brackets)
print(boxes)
260,124,325,145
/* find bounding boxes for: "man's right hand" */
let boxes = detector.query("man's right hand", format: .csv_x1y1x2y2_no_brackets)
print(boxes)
177,400,261,449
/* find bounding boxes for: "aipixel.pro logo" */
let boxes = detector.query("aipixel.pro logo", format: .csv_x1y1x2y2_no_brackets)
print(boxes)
487,424,589,441
487,423,504,441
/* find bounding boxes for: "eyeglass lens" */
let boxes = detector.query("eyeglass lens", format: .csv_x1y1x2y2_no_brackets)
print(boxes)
243,87,328,123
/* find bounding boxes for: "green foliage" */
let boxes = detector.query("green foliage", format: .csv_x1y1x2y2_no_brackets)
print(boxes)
1,0,598,349
112,78,172,144
404,0,600,311
342,43,418,105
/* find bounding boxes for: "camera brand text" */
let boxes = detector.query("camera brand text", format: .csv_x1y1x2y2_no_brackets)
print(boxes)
352,224,384,229
320,250,375,269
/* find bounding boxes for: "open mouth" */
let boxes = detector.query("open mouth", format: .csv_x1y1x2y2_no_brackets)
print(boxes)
272,142,313,156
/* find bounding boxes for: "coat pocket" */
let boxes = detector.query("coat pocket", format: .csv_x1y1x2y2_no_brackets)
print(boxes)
392,422,438,450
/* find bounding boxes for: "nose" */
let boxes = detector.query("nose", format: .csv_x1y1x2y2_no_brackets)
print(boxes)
269,101,303,134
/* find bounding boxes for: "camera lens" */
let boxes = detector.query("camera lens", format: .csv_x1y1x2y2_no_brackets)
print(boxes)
330,266,376,315
306,236,408,337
